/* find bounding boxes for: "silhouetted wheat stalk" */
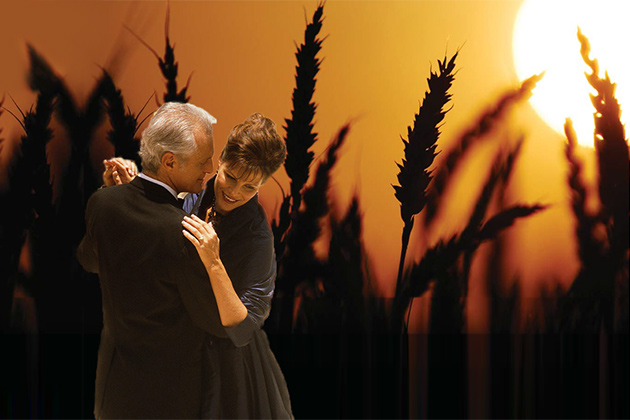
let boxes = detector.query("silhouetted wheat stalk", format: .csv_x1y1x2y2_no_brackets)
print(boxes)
578,29,629,268
30,50,106,244
424,73,543,226
487,241,521,419
280,124,350,331
28,44,107,203
126,3,191,104
271,2,324,270
395,203,545,330
294,190,364,333
452,141,544,333
282,2,324,215
393,52,457,304
270,190,291,271
20,45,109,336
487,137,523,334
559,30,629,333
0,58,56,329
5,51,57,226
268,3,326,333
392,138,545,331
459,139,523,299
563,119,602,270
461,139,525,248
325,195,366,331
100,70,147,169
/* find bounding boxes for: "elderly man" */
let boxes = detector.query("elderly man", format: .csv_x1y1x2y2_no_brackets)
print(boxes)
77,102,222,419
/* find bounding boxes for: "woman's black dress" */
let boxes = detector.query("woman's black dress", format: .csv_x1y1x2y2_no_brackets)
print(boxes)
193,176,293,419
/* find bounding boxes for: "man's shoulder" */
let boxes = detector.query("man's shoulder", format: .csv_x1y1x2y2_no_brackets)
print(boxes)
89,183,137,205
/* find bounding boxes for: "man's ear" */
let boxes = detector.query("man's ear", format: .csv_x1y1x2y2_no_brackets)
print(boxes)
162,152,177,170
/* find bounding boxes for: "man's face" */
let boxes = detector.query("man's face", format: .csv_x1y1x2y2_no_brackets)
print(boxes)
172,131,215,194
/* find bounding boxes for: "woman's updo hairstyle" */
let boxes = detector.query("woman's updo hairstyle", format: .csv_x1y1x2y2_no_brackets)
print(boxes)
220,113,286,181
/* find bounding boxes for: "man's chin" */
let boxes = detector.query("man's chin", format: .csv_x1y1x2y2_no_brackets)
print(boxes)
188,182,206,194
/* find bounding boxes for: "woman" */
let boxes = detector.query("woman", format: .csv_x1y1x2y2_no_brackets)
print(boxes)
183,113,292,419
104,113,292,419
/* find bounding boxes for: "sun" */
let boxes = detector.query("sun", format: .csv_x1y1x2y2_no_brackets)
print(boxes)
512,0,630,147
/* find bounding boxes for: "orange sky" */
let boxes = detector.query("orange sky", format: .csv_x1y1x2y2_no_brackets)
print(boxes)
2,0,607,331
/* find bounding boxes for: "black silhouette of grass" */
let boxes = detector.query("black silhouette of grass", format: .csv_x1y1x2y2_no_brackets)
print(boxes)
564,119,602,274
393,52,457,304
276,123,350,332
0,85,55,331
28,45,106,241
271,3,324,279
392,143,545,331
578,29,628,272
0,4,627,419
293,189,364,334
558,29,629,334
326,195,366,331
126,3,191,104
100,70,147,170
424,73,543,226
17,45,108,338
268,3,326,333
0,45,58,305
282,3,324,216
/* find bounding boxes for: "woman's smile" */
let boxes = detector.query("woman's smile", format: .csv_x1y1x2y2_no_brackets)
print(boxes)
213,162,264,215
222,191,237,204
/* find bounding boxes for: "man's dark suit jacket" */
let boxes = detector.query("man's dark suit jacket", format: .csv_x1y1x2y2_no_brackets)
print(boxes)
77,177,226,419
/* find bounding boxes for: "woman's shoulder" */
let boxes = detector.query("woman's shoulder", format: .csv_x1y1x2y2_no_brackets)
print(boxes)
250,200,273,239
228,204,273,254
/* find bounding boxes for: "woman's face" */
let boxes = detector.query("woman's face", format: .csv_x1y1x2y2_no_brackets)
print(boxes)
213,161,264,214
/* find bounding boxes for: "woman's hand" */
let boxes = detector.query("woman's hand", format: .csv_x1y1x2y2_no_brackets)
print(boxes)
183,214,248,327
183,214,247,328
102,157,138,187
182,214,221,267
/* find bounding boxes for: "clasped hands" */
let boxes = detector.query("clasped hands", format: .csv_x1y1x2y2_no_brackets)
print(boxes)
102,157,138,187
101,158,218,263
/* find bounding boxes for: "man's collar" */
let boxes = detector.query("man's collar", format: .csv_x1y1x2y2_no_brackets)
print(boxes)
138,172,180,199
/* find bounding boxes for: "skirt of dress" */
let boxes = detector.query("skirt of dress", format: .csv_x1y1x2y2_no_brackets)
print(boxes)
201,329,293,419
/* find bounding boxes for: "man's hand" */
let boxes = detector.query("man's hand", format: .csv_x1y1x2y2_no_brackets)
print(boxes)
102,157,138,187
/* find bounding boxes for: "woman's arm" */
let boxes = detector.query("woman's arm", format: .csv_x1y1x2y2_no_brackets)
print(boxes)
182,214,248,328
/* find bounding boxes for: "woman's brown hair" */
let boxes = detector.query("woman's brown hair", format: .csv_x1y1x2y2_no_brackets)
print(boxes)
220,113,287,181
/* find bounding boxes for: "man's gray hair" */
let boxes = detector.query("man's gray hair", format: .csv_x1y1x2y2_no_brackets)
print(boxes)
139,102,217,173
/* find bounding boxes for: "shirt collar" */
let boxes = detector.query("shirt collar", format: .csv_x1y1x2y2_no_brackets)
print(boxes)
138,172,184,200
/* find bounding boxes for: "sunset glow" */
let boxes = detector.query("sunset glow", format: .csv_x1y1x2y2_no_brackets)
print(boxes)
513,0,630,147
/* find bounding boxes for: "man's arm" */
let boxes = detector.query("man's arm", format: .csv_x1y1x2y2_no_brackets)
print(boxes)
172,239,228,338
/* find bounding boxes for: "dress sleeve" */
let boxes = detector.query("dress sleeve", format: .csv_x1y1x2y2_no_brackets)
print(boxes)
224,235,276,347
